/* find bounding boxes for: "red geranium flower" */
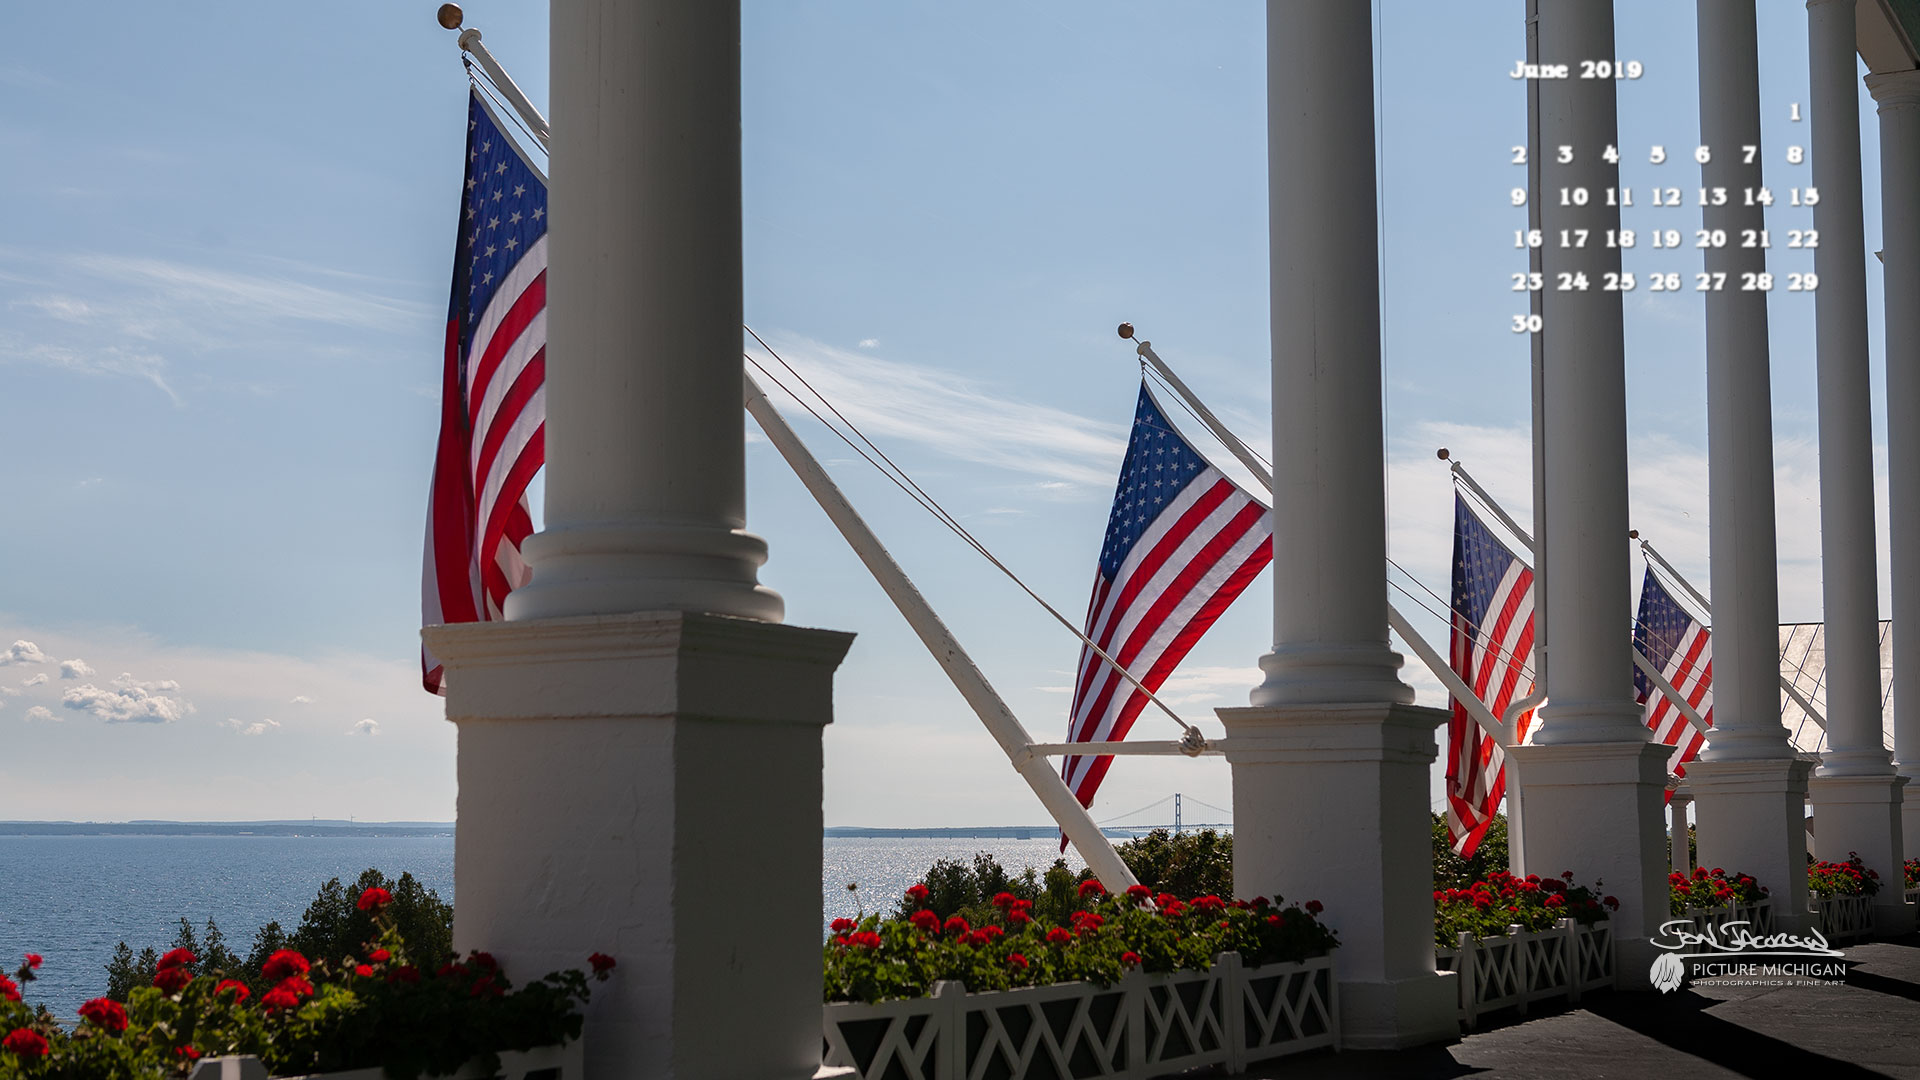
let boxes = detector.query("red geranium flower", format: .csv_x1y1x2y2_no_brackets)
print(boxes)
830,918,856,933
981,925,1005,939
21,955,40,970
469,952,498,972
154,966,193,994
1154,892,1178,908
1011,898,1033,912
1604,896,1620,911
260,987,300,1012
1125,885,1153,902
944,915,970,936
1544,894,1565,908
850,933,882,949
1266,914,1283,926
1122,951,1142,965
157,948,196,971
176,1046,202,1062
905,883,931,903
2,1029,48,1058
1071,911,1104,931
388,965,422,984
1046,927,1072,945
1251,896,1271,909
0,976,18,1003
368,949,391,963
275,976,314,999
215,980,250,1002
1077,879,1106,898
1008,953,1029,969
79,997,129,1033
910,910,940,932
992,891,1019,908
357,887,393,912
355,964,375,977
261,949,310,983
1304,900,1324,916
1009,909,1032,925
589,952,617,976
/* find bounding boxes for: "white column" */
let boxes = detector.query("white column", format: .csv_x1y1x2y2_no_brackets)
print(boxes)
427,3,858,1076
1683,0,1813,934
504,0,782,624
1219,2,1453,1051
1804,0,1913,935
1670,793,1692,877
1869,67,1920,860
1505,0,1671,988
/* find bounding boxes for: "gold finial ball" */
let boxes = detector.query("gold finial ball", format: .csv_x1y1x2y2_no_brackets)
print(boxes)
437,4,465,30
1117,322,1134,340
1436,447,1451,460
1629,529,1640,539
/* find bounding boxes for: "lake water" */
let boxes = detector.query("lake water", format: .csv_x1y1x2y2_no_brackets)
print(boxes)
0,834,1085,1020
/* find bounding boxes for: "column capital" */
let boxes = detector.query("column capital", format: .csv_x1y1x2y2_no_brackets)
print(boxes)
1867,68,1920,110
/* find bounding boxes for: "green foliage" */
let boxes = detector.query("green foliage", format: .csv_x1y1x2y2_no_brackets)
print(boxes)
1430,812,1510,890
827,887,1336,1004
1114,829,1233,901
1668,867,1768,915
0,894,607,1080
1808,853,1882,898
1432,870,1615,948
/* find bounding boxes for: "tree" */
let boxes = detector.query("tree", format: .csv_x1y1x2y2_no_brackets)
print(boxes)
1115,829,1234,900
1431,812,1510,889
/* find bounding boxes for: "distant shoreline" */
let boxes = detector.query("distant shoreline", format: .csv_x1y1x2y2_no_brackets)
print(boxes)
0,822,1228,840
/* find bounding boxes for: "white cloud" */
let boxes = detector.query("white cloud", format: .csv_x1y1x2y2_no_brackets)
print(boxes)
290,695,315,705
747,335,1127,490
2,641,46,665
13,295,94,322
21,674,45,687
61,682,192,723
349,718,380,736
858,338,880,349
24,705,56,723
0,686,16,696
112,671,179,692
1,340,178,403
59,658,94,679
223,718,280,737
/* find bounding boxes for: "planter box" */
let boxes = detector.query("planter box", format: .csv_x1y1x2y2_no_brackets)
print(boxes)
819,951,1337,1080
188,1043,580,1080
1677,897,1775,939
1434,919,1612,1028
1811,894,1874,942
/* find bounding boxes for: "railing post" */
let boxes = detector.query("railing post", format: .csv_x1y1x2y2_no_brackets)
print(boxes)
933,980,964,1080
1560,919,1580,1004
1456,932,1476,1028
1510,926,1529,1015
1125,968,1146,1079
1223,952,1247,1074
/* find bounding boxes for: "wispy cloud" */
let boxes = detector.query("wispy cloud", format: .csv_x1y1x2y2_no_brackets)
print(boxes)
748,334,1126,490
290,695,315,705
21,674,47,688
224,718,280,737
349,718,380,737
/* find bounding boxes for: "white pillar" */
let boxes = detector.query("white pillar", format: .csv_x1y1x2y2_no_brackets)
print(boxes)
1683,0,1813,934
1217,1,1453,1050
1670,793,1692,877
427,4,858,1076
1804,0,1913,935
1506,0,1671,988
504,0,782,624
1869,67,1920,861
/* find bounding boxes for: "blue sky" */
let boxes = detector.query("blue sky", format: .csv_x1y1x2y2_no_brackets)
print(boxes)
0,3,1892,825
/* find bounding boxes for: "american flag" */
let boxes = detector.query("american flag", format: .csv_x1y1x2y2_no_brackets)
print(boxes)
1060,382,1271,821
421,90,548,693
1444,494,1538,858
1633,566,1712,781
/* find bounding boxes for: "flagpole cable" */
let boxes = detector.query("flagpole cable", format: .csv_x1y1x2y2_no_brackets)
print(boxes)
439,7,552,149
742,342,1204,744
468,65,549,162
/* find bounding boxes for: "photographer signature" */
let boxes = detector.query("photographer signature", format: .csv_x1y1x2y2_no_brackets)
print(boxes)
1652,920,1844,957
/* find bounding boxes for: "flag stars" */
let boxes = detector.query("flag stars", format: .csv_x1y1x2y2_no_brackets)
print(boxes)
531,208,544,220
487,217,500,230
513,184,525,197
504,236,519,252
509,211,522,225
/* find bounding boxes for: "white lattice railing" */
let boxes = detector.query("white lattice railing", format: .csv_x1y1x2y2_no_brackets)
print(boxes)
1812,894,1875,942
820,952,1337,1080
1676,897,1775,939
1904,886,1918,907
1434,919,1613,1027
188,1044,580,1080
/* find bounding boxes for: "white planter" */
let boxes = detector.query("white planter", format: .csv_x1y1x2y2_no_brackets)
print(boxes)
1433,919,1612,1028
819,951,1337,1080
1811,893,1875,942
188,1043,580,1080
1677,897,1775,939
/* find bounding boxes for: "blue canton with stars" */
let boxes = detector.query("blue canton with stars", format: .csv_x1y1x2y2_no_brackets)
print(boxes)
1451,494,1526,640
1633,568,1698,703
450,90,548,375
1097,383,1210,579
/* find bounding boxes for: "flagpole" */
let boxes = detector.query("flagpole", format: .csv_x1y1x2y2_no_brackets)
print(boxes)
1122,328,1511,744
742,369,1143,891
439,5,552,150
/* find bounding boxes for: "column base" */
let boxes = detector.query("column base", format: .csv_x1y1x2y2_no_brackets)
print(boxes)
1504,741,1670,989
1807,773,1915,937
1686,757,1814,934
423,611,854,1080
1216,701,1455,1049
505,521,785,622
